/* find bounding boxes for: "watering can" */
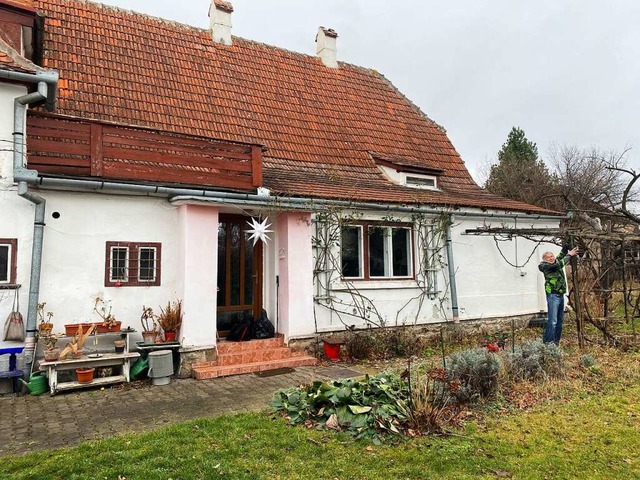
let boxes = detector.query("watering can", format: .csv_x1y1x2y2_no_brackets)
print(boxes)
19,372,48,396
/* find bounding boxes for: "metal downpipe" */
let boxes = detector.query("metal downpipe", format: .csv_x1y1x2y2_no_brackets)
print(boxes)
445,215,460,323
16,183,45,340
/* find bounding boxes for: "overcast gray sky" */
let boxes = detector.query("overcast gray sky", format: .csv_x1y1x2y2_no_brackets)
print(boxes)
98,0,640,182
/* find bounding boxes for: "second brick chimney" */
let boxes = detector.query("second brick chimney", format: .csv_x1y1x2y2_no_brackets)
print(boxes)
315,27,338,69
209,0,233,46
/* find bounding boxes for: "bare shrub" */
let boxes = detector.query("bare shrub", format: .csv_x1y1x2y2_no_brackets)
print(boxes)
505,340,564,381
446,348,501,403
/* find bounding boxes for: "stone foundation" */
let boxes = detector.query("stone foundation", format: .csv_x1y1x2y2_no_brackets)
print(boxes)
178,347,218,378
288,314,539,354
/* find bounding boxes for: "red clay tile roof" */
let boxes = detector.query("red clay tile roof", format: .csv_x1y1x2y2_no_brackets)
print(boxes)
32,0,557,215
0,37,39,73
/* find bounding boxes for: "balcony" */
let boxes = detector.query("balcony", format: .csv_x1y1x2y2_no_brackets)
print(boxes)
26,112,263,191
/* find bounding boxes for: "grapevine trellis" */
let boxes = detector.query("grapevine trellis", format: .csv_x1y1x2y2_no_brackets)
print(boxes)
465,226,640,349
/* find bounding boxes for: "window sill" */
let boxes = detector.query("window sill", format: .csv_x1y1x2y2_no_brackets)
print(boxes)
331,279,418,290
0,284,21,290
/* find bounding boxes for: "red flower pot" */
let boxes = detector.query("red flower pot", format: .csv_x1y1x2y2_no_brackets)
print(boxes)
96,321,122,333
164,331,177,342
75,367,95,383
64,323,94,336
323,340,341,361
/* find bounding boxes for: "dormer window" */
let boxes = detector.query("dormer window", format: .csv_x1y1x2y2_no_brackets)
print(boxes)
370,152,443,191
405,174,437,189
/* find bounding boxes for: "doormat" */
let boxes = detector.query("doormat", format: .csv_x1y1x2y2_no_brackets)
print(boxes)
316,366,362,379
254,367,296,377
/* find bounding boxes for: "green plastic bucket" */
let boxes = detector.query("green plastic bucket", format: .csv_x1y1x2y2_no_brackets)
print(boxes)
130,357,149,380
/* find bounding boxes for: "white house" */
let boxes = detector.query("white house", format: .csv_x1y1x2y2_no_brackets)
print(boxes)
0,0,563,379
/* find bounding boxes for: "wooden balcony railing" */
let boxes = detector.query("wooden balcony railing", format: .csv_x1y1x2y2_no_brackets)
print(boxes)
26,112,263,191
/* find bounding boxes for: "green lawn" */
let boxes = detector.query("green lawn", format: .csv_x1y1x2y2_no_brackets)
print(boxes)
2,384,639,480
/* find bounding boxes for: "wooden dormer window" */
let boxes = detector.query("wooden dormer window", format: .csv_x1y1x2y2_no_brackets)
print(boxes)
405,174,437,190
370,152,443,191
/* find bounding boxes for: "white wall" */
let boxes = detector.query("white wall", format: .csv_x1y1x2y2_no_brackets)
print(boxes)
1,189,182,341
310,210,559,336
0,83,30,328
452,217,557,320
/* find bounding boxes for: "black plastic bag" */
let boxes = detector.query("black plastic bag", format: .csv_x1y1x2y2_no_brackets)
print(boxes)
226,311,254,342
254,309,275,339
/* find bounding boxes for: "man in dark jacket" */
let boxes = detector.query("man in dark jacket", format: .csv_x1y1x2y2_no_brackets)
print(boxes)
538,245,579,344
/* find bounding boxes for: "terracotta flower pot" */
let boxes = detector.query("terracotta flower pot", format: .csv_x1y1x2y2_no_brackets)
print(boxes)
43,348,60,362
96,321,122,333
39,323,54,336
114,340,126,353
164,331,177,342
75,367,95,383
64,323,93,336
142,331,157,344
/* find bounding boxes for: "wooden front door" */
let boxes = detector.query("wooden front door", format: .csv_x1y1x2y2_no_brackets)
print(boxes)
217,214,263,337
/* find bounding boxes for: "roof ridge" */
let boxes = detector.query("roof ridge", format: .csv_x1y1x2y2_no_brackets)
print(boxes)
77,0,207,32
71,0,385,77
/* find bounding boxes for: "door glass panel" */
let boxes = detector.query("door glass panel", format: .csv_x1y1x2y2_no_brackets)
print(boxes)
217,223,227,306
230,223,241,305
244,236,254,305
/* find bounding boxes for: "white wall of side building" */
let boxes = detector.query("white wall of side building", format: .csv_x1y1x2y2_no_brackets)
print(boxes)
1,189,182,340
452,216,557,320
310,211,559,336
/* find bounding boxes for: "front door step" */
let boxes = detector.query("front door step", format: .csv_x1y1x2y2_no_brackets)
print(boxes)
191,337,317,380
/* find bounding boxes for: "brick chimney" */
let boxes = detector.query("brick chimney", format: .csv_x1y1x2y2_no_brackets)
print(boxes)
315,27,338,69
209,0,233,46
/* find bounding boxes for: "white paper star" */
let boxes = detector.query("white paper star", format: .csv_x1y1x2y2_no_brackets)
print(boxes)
246,217,273,246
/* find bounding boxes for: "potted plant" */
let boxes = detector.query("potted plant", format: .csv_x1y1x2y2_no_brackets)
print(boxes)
41,332,61,362
140,306,158,344
59,324,96,360
158,300,182,342
37,302,54,336
93,297,122,332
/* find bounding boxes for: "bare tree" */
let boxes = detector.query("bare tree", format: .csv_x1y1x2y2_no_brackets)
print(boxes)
548,144,635,231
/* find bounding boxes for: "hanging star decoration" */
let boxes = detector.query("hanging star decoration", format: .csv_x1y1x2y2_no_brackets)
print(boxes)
246,217,273,246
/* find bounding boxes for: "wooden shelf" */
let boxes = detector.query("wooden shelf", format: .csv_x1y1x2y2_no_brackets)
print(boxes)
55,375,127,393
39,331,139,395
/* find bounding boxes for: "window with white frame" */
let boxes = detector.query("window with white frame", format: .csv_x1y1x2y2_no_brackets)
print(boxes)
0,239,17,285
404,173,438,190
341,224,413,280
105,242,161,287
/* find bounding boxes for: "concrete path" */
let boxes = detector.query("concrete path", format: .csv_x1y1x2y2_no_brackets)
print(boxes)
0,364,363,457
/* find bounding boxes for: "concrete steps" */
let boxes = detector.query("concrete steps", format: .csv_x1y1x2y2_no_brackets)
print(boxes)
191,337,317,380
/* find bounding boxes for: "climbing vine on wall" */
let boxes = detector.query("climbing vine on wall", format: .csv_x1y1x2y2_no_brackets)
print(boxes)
310,205,454,332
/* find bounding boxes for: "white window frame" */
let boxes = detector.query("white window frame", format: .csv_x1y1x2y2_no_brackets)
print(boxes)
340,225,364,279
341,224,414,280
138,246,158,283
403,173,438,190
109,246,129,283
